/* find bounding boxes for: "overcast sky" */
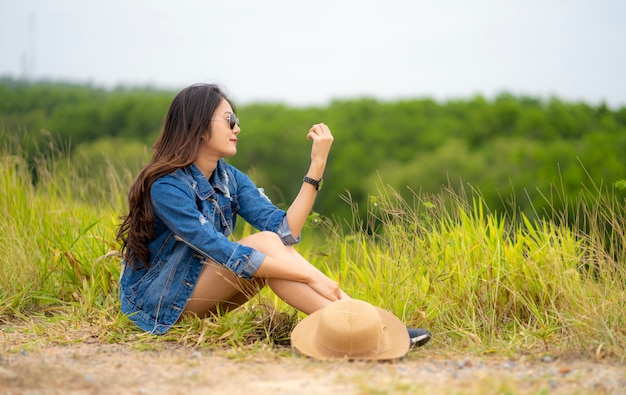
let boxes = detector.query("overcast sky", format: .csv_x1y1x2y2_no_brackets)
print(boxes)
1,0,625,107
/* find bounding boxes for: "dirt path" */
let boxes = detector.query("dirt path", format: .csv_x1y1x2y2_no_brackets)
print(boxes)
1,339,625,395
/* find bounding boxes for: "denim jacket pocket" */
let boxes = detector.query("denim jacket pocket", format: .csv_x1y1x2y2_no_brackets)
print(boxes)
201,197,235,236
127,258,167,308
201,203,218,228
217,202,234,233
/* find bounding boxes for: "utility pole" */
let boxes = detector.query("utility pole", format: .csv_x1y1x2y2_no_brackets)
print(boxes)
21,11,36,79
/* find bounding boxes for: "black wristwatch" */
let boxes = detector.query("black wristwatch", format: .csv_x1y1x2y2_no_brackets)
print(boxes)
303,176,323,191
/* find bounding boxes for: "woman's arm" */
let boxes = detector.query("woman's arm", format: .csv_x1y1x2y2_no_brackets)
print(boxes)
254,253,342,302
286,123,334,239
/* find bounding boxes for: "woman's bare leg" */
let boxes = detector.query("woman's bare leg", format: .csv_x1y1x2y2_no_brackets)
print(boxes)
183,260,265,318
238,231,350,314
184,231,348,318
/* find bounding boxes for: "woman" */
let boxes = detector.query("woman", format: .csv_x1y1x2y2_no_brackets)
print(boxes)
116,83,430,346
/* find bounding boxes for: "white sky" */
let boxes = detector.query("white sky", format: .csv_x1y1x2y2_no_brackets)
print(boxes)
1,0,625,107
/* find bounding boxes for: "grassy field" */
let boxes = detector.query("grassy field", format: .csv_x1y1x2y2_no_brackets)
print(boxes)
1,145,625,364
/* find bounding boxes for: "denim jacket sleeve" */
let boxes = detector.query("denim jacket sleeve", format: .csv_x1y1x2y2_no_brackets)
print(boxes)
150,177,264,279
228,165,300,246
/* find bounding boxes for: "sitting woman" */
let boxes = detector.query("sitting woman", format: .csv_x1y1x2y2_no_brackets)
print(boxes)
116,83,430,347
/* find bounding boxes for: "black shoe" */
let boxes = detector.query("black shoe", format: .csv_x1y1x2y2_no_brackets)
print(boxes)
407,328,431,347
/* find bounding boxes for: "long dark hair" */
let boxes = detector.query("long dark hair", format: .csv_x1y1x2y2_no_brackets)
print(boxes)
116,83,232,267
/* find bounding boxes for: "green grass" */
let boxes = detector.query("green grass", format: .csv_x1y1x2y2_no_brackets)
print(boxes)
1,144,625,360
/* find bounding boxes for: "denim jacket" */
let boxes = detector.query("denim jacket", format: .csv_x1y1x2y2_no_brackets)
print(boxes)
119,160,298,334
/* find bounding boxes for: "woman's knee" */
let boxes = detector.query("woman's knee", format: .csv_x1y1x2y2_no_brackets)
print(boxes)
239,231,284,252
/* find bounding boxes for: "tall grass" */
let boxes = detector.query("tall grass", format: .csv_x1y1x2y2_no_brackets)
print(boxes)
0,146,125,322
1,142,625,358
316,183,626,357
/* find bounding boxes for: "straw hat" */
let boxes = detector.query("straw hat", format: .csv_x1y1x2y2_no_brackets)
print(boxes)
291,299,410,360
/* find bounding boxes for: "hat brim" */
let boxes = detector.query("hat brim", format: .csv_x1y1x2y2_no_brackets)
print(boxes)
291,305,410,360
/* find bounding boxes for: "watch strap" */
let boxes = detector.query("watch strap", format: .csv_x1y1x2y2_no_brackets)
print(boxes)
303,176,322,190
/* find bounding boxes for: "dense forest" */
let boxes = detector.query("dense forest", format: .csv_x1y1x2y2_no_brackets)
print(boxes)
2,77,625,222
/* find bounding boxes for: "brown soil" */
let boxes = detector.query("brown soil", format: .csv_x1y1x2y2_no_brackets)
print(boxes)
1,332,625,395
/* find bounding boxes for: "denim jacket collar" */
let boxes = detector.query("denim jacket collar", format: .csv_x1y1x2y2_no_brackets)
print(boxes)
187,160,231,199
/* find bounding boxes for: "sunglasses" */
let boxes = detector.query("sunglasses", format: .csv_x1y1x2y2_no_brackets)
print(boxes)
211,113,240,130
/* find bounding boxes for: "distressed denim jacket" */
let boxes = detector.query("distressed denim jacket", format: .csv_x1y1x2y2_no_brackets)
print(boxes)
119,160,298,334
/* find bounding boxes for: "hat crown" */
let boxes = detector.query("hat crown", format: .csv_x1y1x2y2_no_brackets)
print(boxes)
314,299,383,358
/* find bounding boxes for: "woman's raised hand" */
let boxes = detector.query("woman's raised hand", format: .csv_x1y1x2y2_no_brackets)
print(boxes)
307,123,334,165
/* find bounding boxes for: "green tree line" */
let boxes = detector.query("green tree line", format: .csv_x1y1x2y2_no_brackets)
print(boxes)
2,77,625,221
